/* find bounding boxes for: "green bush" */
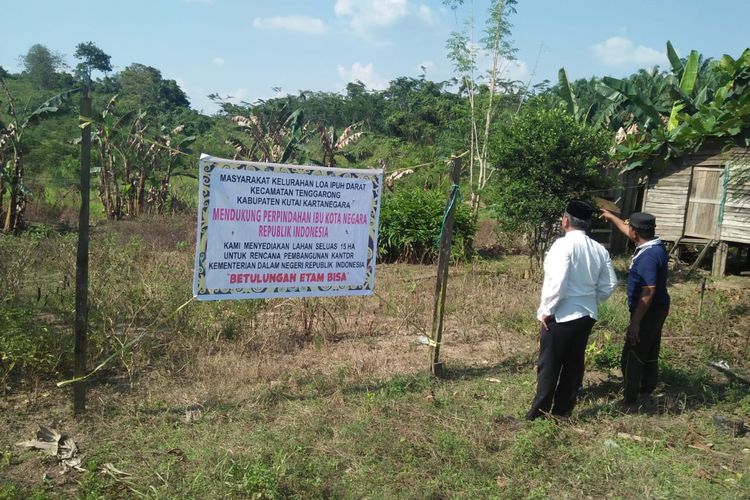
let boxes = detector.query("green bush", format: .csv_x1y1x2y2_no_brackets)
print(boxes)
488,102,612,262
0,233,74,383
378,188,475,263
0,307,67,383
586,331,622,370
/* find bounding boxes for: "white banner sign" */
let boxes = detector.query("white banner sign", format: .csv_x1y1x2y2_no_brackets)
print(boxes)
193,155,383,300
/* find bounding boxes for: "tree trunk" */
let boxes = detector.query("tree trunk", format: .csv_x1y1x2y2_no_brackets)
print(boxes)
109,150,122,220
98,144,114,219
122,156,134,216
479,0,505,193
135,162,147,217
97,147,107,215
3,151,21,233
158,155,174,213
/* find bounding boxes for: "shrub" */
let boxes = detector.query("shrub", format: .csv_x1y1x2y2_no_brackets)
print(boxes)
586,300,629,369
378,188,475,263
0,307,67,384
488,102,612,263
586,331,621,370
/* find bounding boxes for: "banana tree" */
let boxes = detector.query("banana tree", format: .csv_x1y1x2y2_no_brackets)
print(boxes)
0,78,79,232
87,96,137,219
613,46,750,172
557,68,625,127
599,73,668,130
316,122,363,168
0,118,8,221
123,111,159,217
666,41,708,131
93,109,163,218
228,108,312,164
149,124,195,212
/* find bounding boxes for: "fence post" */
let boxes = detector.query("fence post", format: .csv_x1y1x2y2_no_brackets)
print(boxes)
73,86,92,415
429,157,462,377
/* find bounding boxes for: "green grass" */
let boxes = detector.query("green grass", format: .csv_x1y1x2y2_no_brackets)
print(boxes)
6,368,749,498
1,217,749,498
3,366,750,498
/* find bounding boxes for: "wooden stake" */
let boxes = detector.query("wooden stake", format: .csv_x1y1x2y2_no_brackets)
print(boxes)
698,277,706,316
712,241,728,277
73,87,92,415
429,158,461,377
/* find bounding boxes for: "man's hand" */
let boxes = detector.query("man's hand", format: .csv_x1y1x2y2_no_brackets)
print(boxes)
626,322,640,346
541,315,553,331
599,209,632,240
600,209,615,221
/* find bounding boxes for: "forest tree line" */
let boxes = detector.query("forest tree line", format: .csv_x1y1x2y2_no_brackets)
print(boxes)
2,37,749,260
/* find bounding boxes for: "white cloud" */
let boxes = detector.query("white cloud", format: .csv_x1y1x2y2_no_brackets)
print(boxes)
470,46,529,84
416,4,438,25
213,57,225,66
252,15,327,35
335,0,436,39
498,58,528,82
591,36,667,67
337,62,387,90
335,0,408,30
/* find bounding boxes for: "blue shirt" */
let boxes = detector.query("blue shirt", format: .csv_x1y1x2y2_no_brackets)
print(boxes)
627,238,670,312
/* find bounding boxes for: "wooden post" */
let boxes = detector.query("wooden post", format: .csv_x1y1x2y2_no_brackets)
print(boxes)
698,277,706,316
712,241,728,277
429,158,461,377
73,86,92,415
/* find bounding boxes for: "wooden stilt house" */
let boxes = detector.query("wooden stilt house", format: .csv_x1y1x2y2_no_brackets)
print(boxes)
615,145,750,275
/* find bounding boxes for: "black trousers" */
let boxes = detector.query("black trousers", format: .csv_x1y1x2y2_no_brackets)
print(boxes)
621,303,670,403
526,316,596,420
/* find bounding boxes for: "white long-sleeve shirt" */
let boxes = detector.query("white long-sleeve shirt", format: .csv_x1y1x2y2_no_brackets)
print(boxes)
537,230,618,322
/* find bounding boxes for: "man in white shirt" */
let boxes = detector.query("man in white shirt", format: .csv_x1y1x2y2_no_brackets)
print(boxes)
526,200,618,420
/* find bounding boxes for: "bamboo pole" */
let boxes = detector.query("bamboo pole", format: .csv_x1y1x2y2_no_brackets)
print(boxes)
73,86,92,415
429,158,462,377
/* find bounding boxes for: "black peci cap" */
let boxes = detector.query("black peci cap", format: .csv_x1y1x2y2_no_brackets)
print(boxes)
566,199,594,220
628,212,656,230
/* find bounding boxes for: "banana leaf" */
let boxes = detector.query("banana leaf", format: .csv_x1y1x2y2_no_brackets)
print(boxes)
679,50,700,95
601,76,664,124
557,68,578,117
21,88,80,129
666,41,683,76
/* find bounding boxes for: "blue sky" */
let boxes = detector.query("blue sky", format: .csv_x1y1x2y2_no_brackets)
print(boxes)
2,0,749,115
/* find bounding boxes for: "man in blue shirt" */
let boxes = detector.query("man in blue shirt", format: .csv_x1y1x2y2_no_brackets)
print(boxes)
601,210,671,406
